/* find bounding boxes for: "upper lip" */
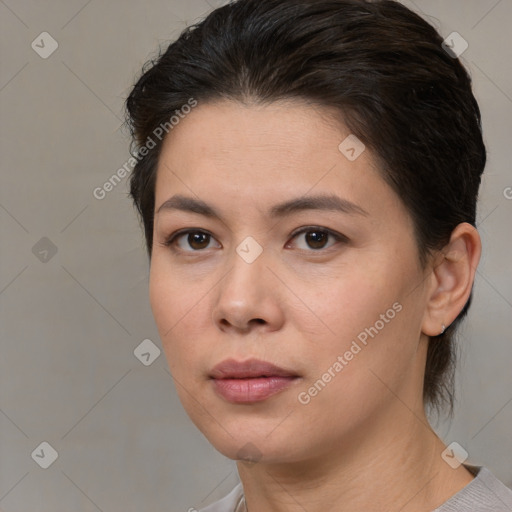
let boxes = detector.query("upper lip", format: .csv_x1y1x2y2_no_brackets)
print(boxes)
209,358,299,379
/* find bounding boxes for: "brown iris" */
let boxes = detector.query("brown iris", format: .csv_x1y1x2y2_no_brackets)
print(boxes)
304,230,328,249
188,231,210,250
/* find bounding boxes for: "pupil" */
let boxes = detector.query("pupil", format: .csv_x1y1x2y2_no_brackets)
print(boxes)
306,231,327,249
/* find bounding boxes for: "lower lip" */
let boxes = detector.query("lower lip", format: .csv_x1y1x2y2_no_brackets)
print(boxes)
211,376,298,403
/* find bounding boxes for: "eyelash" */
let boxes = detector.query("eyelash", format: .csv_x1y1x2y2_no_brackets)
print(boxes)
161,226,348,253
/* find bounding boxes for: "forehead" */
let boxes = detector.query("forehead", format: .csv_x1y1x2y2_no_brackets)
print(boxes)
156,99,372,186
165,99,340,154
153,99,408,226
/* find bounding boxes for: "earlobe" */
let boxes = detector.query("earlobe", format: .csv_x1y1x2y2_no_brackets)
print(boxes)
421,223,481,337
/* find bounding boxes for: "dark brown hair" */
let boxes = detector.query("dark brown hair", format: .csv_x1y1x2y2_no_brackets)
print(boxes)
125,0,486,414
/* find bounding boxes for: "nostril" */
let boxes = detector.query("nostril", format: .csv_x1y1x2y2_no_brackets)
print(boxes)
216,317,266,330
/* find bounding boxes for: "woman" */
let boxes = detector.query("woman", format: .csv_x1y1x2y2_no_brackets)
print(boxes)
125,0,512,510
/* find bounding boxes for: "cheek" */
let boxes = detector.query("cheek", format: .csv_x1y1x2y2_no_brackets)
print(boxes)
149,261,207,368
149,255,206,326
293,250,422,378
149,261,177,331
293,261,400,340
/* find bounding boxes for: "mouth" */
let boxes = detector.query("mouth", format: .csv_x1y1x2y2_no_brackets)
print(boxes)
209,358,300,404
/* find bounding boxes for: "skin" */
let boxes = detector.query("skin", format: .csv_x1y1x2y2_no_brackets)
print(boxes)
149,99,481,511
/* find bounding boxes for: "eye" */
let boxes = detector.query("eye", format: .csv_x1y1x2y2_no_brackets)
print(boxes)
287,227,347,251
163,229,221,252
162,227,347,253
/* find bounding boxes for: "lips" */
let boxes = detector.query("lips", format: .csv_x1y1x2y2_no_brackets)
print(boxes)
209,358,300,403
210,358,298,379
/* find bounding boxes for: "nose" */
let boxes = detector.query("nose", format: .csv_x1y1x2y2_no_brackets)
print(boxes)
211,247,285,334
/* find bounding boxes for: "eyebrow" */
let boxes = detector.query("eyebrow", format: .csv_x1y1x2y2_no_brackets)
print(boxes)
156,193,368,219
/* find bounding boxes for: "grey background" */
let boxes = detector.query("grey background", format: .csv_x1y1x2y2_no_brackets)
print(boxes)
0,0,511,510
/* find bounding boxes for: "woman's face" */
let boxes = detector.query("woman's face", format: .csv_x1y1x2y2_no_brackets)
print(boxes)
150,99,433,464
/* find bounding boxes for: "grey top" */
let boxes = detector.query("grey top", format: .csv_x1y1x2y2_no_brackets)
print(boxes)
198,466,512,511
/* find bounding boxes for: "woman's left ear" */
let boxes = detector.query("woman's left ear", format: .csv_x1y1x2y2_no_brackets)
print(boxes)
421,222,482,337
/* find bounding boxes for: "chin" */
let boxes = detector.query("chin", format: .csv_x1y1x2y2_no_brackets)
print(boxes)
193,416,313,465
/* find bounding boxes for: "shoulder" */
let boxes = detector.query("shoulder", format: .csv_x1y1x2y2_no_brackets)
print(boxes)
433,465,512,512
197,483,244,512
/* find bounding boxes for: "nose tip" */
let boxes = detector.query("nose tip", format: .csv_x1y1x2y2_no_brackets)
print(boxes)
212,250,285,334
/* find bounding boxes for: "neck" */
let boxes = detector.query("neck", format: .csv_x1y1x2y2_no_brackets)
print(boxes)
237,403,474,512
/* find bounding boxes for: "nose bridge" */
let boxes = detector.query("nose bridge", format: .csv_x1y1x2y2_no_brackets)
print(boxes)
212,236,282,330
223,236,268,302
